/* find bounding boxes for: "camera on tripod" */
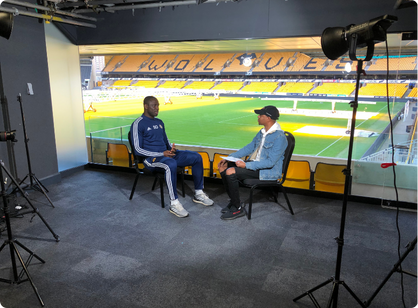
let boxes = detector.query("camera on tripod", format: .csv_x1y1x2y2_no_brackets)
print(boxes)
0,130,16,142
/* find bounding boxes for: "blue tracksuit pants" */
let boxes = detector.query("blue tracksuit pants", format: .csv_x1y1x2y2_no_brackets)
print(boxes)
143,150,204,200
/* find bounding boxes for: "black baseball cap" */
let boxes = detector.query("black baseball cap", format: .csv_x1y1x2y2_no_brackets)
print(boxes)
254,105,279,120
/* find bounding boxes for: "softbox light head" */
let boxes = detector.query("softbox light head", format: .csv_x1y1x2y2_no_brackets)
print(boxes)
321,15,397,61
0,12,13,40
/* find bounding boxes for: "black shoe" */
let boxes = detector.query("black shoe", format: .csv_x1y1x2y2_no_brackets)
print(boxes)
220,202,232,213
220,206,246,220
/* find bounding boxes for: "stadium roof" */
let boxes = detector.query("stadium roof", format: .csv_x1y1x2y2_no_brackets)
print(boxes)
78,34,417,57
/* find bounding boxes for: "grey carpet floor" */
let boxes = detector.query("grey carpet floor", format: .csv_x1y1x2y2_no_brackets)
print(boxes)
0,168,416,308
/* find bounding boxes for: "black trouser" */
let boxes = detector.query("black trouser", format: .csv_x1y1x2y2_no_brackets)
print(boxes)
220,165,259,210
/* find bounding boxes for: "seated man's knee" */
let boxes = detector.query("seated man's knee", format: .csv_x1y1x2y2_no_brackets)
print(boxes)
225,167,236,176
164,158,177,170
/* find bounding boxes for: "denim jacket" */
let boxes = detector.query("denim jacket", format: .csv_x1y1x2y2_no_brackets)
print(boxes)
229,129,288,180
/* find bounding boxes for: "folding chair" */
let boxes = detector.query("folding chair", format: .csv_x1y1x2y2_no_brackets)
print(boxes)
241,131,295,220
128,131,185,208
106,143,133,167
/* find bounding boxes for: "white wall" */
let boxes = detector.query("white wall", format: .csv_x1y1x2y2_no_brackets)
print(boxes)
44,23,88,172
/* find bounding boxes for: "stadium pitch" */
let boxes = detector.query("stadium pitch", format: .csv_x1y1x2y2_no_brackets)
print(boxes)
84,95,404,159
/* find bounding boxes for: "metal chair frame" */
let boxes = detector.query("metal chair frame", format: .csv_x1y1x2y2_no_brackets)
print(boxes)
241,131,295,220
128,131,184,208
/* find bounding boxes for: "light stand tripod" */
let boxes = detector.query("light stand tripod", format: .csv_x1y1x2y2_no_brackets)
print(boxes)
0,159,46,307
293,56,367,308
0,159,60,241
16,93,55,208
364,237,417,307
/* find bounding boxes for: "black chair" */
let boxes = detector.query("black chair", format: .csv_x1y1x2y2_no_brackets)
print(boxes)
241,131,295,220
128,131,185,208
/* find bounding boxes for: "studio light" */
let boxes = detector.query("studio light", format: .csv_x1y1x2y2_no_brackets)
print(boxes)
394,0,417,10
0,12,13,40
321,15,397,61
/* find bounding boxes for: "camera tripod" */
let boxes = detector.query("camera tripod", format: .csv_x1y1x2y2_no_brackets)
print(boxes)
0,159,60,242
0,160,46,306
364,236,417,307
15,94,55,208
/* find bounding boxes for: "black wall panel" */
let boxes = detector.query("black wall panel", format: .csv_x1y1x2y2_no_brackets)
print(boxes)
0,16,59,180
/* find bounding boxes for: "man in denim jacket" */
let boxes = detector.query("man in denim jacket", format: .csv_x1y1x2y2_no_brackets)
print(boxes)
218,105,288,220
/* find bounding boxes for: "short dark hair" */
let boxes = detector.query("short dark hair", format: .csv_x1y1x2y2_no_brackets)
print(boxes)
144,96,157,105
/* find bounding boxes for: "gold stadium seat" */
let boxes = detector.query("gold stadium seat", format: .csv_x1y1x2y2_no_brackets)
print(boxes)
212,153,229,178
184,151,212,177
313,163,346,194
283,160,312,190
106,143,133,167
198,151,212,177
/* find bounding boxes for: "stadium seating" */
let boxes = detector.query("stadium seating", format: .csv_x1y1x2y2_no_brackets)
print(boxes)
276,82,314,94
367,56,417,72
103,55,127,72
106,143,133,167
131,80,160,88
194,53,235,73
313,163,346,194
164,54,208,73
310,83,356,96
241,131,295,220
114,55,152,72
358,83,408,98
212,153,228,178
287,53,312,71
139,54,177,73
222,53,263,73
198,151,212,177
283,160,312,189
211,81,244,92
158,80,187,89
323,59,355,72
183,81,215,90
299,57,326,72
407,87,417,98
109,80,133,89
241,81,279,93
252,52,295,73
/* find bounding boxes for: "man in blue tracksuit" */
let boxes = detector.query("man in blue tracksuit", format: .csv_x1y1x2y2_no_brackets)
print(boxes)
130,96,214,218
218,105,288,220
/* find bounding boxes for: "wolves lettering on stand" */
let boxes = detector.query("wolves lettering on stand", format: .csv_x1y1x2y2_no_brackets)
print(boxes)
203,59,214,70
335,58,353,70
264,57,284,70
148,60,168,70
174,60,190,70
304,58,320,70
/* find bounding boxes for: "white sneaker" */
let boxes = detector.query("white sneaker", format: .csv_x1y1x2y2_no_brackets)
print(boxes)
193,192,214,206
169,200,189,218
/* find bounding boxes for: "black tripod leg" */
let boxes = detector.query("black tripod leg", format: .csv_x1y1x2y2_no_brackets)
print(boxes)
1,162,60,241
31,175,55,208
293,277,334,303
364,237,417,307
11,241,45,307
15,239,46,264
341,281,366,308
32,175,49,193
30,208,60,242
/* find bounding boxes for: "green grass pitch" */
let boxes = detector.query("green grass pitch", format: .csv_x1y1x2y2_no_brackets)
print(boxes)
84,95,404,159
